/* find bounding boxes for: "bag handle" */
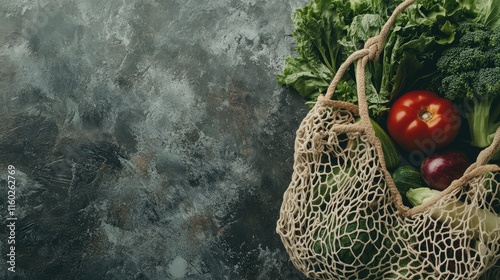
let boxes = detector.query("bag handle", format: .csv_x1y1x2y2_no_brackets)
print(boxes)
320,0,500,216
324,0,417,121
468,126,500,171
320,0,418,215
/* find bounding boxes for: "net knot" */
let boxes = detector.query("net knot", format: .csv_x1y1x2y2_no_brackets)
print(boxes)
364,36,382,61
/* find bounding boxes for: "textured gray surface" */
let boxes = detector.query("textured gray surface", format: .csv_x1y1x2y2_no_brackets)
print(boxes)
0,0,310,279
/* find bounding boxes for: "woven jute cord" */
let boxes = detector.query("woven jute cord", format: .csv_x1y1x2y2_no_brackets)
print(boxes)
320,0,500,217
277,0,500,279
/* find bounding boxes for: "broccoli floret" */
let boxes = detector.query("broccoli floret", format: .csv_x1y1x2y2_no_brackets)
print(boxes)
434,23,500,149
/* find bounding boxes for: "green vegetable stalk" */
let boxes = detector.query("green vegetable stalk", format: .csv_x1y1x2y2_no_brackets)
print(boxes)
406,187,500,241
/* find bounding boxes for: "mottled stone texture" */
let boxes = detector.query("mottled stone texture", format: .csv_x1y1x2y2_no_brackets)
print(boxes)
0,0,310,279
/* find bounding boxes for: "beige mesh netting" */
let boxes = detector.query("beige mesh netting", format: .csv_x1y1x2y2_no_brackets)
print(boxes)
276,0,500,279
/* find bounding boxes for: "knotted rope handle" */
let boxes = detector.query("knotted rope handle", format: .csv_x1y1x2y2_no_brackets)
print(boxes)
409,126,500,216
318,0,500,216
324,0,416,105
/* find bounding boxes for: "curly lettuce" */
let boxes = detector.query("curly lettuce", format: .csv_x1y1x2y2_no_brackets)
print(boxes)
277,0,500,120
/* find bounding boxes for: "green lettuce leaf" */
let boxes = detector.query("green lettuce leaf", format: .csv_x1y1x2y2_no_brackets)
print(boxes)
278,0,500,119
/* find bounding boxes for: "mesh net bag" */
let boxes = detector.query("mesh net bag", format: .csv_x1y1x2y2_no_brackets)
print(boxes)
276,0,500,279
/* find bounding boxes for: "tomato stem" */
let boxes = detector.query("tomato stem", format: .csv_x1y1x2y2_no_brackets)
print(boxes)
418,110,433,122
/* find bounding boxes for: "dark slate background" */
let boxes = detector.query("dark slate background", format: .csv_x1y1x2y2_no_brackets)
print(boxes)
0,0,310,279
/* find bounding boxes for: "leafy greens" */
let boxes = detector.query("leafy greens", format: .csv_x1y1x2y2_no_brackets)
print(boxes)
277,0,500,120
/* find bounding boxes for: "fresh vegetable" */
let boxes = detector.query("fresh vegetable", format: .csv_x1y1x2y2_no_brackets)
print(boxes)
483,172,500,214
406,187,500,241
278,0,500,277
311,164,385,277
392,165,427,197
370,119,401,171
277,0,399,117
312,214,387,278
432,23,500,151
420,150,470,190
480,259,500,280
277,0,500,120
310,160,401,277
312,166,356,208
386,90,461,152
383,255,419,279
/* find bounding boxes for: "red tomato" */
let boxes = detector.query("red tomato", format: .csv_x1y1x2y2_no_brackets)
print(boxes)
387,90,461,152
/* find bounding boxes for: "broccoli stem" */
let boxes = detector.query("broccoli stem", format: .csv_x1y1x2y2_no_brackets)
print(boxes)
467,98,493,148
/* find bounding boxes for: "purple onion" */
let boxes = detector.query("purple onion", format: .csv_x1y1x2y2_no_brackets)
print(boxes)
420,150,471,191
